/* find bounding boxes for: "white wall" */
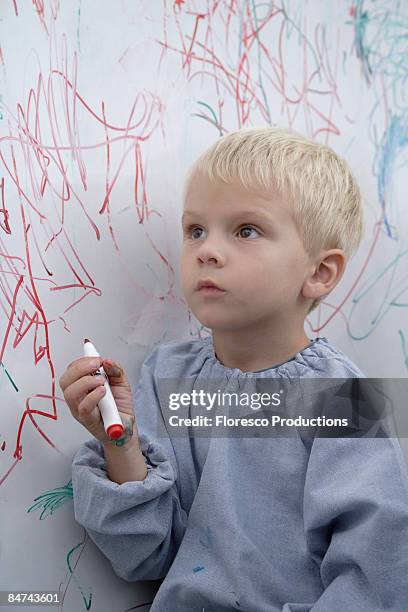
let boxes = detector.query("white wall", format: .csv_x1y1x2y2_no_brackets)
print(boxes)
1,1,407,610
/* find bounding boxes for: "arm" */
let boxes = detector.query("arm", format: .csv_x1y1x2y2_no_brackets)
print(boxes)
292,436,408,612
71,346,189,581
103,438,147,484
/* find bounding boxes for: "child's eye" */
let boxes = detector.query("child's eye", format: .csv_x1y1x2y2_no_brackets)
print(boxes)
238,225,260,239
184,226,205,239
183,225,261,239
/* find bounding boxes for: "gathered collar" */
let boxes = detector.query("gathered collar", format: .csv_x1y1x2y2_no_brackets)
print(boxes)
198,334,328,375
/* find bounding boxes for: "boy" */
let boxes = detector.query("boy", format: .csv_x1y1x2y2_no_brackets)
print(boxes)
60,128,408,611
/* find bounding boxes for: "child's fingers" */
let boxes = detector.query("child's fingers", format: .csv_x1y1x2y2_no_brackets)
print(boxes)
77,385,106,429
102,359,121,375
102,359,129,386
59,357,102,392
64,375,105,418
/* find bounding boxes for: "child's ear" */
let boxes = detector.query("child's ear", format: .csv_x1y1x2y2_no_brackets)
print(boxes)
302,249,346,301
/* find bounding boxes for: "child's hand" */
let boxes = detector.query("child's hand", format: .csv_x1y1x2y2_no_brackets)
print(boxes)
59,357,139,447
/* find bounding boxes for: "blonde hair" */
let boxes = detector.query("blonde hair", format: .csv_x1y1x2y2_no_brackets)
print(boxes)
183,127,365,313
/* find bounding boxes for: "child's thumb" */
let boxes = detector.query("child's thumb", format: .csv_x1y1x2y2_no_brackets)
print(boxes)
102,360,128,385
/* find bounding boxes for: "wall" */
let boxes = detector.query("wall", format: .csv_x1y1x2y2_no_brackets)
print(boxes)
1,1,407,610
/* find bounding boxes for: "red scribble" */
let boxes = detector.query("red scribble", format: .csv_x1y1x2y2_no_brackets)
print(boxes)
32,0,49,35
0,178,11,233
1,1,383,485
11,0,59,33
157,0,379,337
0,27,176,482
182,13,205,70
306,219,384,332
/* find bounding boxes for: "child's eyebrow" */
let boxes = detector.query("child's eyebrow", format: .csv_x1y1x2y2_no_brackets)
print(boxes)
181,210,275,224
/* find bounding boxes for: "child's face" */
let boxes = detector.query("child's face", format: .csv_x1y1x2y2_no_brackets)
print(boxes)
180,171,313,332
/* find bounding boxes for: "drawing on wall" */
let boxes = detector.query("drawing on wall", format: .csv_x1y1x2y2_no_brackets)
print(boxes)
1,1,407,610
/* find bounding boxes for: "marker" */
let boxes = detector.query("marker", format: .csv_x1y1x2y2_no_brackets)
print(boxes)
83,339,125,440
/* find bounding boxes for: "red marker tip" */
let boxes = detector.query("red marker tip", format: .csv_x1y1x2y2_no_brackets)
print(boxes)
107,424,125,440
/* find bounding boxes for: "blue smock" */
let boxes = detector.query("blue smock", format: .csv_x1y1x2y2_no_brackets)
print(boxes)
72,335,408,611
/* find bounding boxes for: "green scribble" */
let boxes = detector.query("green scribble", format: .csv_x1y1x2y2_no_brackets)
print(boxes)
398,330,408,372
349,247,408,339
77,0,82,54
27,480,73,519
0,361,18,392
250,0,271,123
67,535,92,610
280,1,320,71
28,481,93,609
347,1,408,86
197,101,218,126
342,50,347,75
192,101,223,135
105,420,134,447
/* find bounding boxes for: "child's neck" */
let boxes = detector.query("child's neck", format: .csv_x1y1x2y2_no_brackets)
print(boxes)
211,326,311,372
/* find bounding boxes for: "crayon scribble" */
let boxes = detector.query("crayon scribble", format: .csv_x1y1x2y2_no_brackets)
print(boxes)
1,1,407,609
27,479,73,519
28,481,93,610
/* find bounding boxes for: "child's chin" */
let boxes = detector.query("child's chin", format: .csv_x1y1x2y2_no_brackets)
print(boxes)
195,312,243,332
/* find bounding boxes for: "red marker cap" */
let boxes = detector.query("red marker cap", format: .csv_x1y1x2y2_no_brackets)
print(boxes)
107,424,125,440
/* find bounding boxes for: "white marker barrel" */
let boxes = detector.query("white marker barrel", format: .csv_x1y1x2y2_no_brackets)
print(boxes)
83,339,125,440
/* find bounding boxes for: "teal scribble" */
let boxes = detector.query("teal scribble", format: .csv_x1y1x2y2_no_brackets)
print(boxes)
191,101,223,135
348,247,408,340
66,534,92,610
77,0,82,54
398,330,408,372
280,0,303,39
28,481,92,608
27,480,73,519
374,113,408,236
348,3,371,83
280,0,321,67
348,0,408,86
193,566,205,572
0,361,18,391
250,0,271,123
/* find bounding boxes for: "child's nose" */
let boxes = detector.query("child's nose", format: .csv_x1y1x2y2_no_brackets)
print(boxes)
197,244,224,265
200,253,219,265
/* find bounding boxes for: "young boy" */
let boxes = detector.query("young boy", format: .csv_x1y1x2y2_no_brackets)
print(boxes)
60,128,408,611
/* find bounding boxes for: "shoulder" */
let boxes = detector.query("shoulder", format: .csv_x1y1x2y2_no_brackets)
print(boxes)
141,336,212,378
306,337,366,377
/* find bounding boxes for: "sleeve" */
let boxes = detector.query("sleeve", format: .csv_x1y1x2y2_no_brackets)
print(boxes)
292,436,408,612
71,345,189,582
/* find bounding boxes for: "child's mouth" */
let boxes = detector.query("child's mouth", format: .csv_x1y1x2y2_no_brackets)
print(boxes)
198,287,226,294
